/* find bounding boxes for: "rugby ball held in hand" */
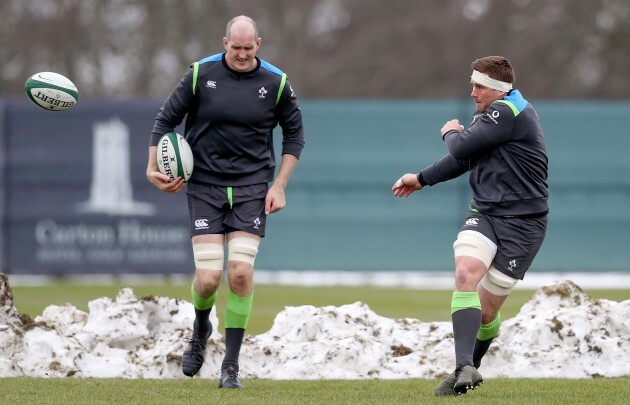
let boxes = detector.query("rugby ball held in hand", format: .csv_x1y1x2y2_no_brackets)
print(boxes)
24,72,79,111
157,132,194,182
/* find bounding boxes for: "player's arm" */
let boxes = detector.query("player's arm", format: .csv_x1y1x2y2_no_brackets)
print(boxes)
392,154,468,197
266,153,299,214
443,103,515,160
150,68,196,144
147,68,195,193
276,78,305,159
266,77,305,214
421,154,469,185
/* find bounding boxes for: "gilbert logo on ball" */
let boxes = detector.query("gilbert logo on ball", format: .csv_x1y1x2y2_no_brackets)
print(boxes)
24,72,79,111
157,132,194,182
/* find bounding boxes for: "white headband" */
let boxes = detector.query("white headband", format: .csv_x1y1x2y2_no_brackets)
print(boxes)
471,70,513,92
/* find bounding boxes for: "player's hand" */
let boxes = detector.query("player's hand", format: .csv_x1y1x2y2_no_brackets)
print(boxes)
147,171,185,194
392,173,423,197
441,119,465,137
265,183,286,214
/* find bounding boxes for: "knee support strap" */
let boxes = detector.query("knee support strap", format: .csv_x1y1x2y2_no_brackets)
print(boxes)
453,230,497,269
193,243,224,271
227,237,260,266
480,265,519,296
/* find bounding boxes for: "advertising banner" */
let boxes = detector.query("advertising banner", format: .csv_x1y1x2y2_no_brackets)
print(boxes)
2,99,193,275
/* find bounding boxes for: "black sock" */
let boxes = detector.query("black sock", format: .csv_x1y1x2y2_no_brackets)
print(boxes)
473,337,494,369
194,308,212,336
222,328,245,371
452,308,481,368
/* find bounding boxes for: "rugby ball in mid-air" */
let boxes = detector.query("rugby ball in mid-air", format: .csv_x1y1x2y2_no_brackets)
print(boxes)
156,132,194,182
24,72,79,111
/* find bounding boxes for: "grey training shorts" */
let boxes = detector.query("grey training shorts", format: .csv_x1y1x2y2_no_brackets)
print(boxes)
186,182,268,237
458,210,547,280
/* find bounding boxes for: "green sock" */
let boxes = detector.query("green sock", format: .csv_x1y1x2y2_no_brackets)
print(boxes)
225,290,254,329
450,291,481,314
190,283,217,310
477,313,501,341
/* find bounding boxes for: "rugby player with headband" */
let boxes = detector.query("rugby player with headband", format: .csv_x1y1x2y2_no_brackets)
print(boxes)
392,56,549,396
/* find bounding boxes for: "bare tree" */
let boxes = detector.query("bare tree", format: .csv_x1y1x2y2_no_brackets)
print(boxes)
2,0,629,99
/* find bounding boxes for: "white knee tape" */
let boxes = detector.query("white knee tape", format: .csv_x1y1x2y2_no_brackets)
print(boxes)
228,237,260,266
193,243,224,271
453,231,497,269
480,265,519,296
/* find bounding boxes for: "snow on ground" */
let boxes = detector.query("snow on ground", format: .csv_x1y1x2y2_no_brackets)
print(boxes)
0,273,628,379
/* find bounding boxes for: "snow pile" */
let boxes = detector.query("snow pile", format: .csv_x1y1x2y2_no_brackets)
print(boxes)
0,273,628,379
486,282,630,378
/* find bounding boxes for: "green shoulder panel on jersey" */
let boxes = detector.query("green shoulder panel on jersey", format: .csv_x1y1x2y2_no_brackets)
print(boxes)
192,62,200,96
493,100,520,117
275,73,287,106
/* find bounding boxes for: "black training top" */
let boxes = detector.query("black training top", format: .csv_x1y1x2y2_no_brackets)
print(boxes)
419,90,549,217
150,53,305,186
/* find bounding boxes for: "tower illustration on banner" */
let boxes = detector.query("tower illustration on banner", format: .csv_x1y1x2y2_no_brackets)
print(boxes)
77,117,156,215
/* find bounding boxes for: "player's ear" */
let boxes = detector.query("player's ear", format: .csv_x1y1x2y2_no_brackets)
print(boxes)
256,38,262,49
